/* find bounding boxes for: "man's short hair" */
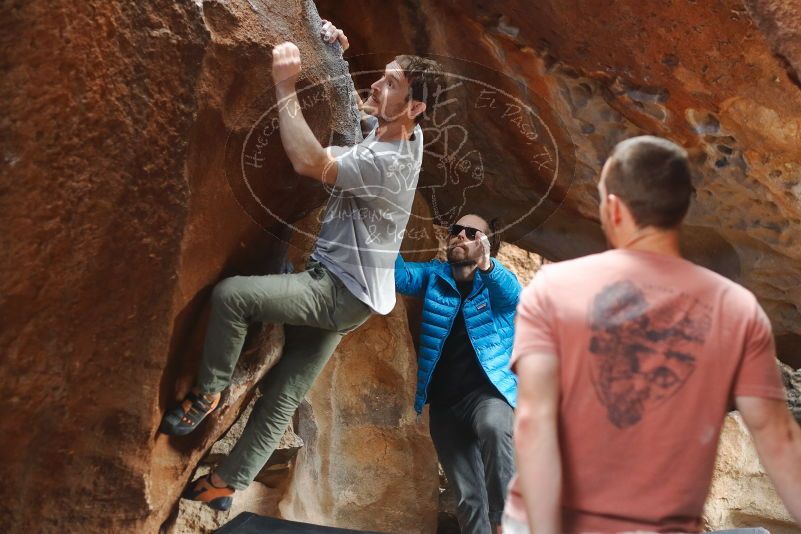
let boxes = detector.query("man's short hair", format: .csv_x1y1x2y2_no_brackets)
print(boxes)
394,55,447,124
605,136,693,229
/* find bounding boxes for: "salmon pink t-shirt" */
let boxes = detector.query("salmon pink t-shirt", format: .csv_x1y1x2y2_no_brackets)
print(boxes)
505,249,786,533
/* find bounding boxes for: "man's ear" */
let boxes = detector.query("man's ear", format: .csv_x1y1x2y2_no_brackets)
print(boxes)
617,197,641,229
409,100,426,121
607,194,623,225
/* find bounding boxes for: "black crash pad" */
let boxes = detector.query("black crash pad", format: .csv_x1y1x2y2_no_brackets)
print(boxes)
215,512,385,534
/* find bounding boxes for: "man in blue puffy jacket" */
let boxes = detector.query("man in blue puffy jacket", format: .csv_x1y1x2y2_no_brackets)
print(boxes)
395,214,521,534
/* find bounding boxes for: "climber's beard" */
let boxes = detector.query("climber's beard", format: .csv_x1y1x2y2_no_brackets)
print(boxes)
362,93,409,125
446,243,476,266
362,94,379,115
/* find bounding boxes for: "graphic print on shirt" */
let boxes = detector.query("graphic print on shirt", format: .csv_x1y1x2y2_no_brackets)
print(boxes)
588,280,711,428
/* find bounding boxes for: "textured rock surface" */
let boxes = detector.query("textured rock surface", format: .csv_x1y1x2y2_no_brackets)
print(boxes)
1,0,359,532
279,300,439,533
703,362,801,531
745,0,801,86
496,242,544,287
783,363,801,424
1,1,208,532
704,412,797,533
317,0,801,368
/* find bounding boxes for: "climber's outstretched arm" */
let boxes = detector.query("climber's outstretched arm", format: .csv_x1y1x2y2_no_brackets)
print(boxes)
272,41,338,185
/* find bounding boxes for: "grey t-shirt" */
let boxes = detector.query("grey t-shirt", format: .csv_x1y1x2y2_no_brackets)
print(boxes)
311,116,422,315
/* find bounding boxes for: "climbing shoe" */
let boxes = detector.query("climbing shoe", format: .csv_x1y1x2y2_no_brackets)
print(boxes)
182,473,235,511
159,390,221,436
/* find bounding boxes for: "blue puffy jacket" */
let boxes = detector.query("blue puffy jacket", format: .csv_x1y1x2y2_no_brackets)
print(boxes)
395,254,521,414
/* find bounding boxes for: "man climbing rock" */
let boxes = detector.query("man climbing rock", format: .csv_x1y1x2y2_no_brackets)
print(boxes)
160,21,445,511
504,136,801,533
395,214,521,534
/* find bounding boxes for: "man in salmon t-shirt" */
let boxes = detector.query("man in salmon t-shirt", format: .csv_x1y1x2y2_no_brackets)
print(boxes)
503,136,801,534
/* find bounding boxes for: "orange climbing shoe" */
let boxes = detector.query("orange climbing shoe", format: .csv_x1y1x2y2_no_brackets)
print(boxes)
160,390,221,436
181,473,235,511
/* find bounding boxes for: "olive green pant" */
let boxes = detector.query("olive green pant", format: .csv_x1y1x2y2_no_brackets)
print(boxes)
196,260,372,490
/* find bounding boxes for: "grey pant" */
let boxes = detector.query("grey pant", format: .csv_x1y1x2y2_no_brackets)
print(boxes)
196,260,372,490
430,385,515,534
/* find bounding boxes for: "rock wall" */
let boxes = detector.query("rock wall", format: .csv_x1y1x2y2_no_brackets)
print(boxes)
279,300,439,533
1,1,208,532
705,412,798,533
745,0,801,85
707,363,801,532
1,0,362,532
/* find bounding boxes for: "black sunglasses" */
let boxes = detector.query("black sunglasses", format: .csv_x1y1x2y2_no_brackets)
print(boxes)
448,224,482,240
